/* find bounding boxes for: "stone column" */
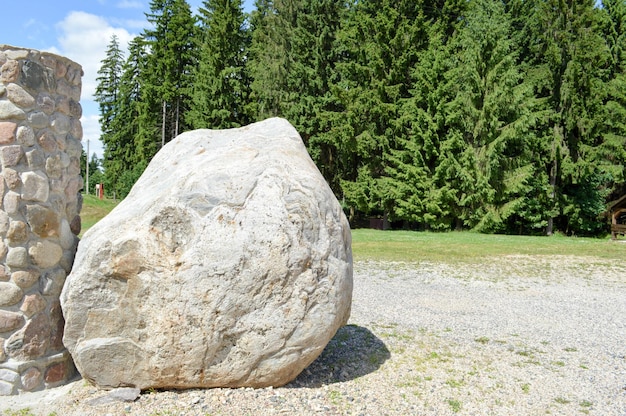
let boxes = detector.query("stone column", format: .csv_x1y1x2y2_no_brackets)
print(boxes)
0,45,83,395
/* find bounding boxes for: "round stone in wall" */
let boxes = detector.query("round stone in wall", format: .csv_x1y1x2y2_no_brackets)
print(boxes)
61,118,353,390
0,283,22,307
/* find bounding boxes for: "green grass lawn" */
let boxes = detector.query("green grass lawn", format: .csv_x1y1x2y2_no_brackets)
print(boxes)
79,195,623,262
80,194,119,236
351,228,625,263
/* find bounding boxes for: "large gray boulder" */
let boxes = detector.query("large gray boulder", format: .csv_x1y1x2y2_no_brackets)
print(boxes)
61,118,352,390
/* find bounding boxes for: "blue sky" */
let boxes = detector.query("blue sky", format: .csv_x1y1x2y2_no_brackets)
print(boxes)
2,0,254,160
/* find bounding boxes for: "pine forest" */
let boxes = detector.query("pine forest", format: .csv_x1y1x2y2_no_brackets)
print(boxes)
93,0,626,236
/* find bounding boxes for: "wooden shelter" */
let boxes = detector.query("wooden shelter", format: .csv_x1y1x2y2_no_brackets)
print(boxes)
609,194,626,240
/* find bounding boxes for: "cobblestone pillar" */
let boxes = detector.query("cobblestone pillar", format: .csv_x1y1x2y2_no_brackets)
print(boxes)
0,45,82,395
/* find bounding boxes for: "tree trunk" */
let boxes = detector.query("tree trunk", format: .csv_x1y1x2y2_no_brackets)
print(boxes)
546,216,554,236
547,125,561,236
161,100,166,148
547,158,556,236
175,97,180,138
383,211,390,230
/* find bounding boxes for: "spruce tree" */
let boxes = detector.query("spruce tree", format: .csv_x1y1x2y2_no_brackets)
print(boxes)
387,24,453,229
524,0,612,235
248,0,292,119
288,0,347,192
335,0,428,225
187,0,250,129
248,0,347,193
95,35,124,143
95,34,129,197
598,0,626,201
436,0,537,232
140,0,198,161
105,36,150,198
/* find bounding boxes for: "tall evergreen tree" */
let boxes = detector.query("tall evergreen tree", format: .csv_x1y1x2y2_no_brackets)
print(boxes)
436,0,537,232
284,1,344,130
187,0,250,129
248,0,292,119
386,13,463,229
382,0,470,230
291,0,347,194
601,0,626,76
598,0,626,201
248,0,347,192
95,34,141,198
104,36,150,198
335,0,428,225
140,0,198,161
94,35,124,163
524,0,612,235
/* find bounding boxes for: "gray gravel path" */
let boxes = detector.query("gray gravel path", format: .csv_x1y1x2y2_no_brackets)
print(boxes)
2,255,625,415
349,258,626,415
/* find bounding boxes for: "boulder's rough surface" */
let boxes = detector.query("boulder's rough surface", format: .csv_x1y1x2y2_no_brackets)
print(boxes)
61,117,353,390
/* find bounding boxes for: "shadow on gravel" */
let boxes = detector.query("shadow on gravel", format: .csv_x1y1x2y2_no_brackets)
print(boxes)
286,324,390,388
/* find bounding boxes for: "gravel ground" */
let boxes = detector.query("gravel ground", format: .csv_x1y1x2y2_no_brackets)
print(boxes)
2,255,625,416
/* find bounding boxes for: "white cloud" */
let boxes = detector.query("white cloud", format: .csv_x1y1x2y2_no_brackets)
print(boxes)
23,18,37,29
81,114,105,160
110,18,147,30
116,0,144,9
50,11,141,162
54,11,136,101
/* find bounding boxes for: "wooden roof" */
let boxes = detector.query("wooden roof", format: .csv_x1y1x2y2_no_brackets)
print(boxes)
609,194,626,211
